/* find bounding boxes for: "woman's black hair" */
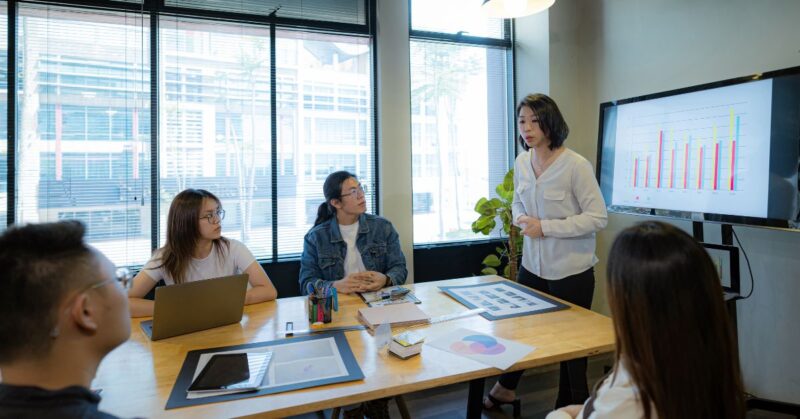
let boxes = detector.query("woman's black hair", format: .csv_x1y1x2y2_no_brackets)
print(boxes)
516,93,570,151
314,170,357,226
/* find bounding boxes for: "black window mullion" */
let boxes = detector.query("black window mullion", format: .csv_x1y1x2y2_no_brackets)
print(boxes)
409,29,511,48
369,0,379,214
149,3,159,251
7,0,16,226
269,22,277,262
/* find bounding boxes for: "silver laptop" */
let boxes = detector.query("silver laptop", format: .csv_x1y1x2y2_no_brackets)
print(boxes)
140,274,249,341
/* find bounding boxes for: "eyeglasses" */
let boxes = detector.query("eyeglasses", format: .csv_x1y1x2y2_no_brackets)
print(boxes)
82,267,134,292
200,209,226,224
341,184,368,199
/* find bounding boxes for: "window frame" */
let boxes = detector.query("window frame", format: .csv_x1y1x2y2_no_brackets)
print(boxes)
4,0,379,265
408,0,516,248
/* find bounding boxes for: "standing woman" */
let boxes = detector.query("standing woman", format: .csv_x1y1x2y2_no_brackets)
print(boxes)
128,189,277,317
484,94,608,412
548,221,745,419
300,170,407,295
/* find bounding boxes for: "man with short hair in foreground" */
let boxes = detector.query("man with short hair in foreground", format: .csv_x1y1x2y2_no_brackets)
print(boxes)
0,221,131,418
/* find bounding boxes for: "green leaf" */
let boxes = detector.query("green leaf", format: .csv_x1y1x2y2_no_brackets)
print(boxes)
495,246,504,255
473,197,489,213
488,198,503,208
482,254,501,267
503,169,514,191
473,215,495,230
503,264,511,279
481,267,498,275
496,184,514,202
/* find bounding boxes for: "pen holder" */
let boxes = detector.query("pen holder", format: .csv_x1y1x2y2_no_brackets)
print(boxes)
308,294,334,324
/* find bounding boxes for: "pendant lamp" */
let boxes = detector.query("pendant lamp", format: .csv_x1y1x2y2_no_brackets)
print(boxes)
481,0,556,18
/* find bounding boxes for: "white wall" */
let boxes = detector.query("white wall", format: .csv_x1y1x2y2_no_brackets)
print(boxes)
518,0,800,404
376,0,415,282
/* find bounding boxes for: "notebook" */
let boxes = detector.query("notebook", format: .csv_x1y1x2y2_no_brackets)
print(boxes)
140,274,248,341
356,303,430,331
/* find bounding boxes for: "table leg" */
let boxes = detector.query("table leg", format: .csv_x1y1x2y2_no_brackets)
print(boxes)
467,377,485,419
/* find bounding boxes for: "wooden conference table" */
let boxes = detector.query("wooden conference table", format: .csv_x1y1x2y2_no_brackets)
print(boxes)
94,275,614,418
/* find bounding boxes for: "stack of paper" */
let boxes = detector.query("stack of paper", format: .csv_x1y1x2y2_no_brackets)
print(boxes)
389,330,425,359
357,303,430,331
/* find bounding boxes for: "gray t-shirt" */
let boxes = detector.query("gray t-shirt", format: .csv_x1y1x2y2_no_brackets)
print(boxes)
142,238,256,285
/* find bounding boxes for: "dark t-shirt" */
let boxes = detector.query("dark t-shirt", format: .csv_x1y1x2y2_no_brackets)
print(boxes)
0,383,118,419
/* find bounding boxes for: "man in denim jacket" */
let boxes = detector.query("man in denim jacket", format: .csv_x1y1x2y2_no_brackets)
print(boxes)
300,171,407,296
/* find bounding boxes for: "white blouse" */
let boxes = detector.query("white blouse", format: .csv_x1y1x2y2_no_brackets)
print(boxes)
545,361,650,419
512,148,607,280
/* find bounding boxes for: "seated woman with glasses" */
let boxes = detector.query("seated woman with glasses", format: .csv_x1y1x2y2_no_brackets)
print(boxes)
300,170,407,295
128,188,277,317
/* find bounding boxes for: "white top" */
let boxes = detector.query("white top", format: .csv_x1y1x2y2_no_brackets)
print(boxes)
545,361,650,419
142,238,256,285
512,148,608,280
339,221,366,277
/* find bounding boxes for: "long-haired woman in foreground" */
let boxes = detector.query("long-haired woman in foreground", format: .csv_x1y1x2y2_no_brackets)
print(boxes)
548,221,745,419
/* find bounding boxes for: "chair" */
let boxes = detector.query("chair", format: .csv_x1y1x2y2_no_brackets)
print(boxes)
330,395,411,419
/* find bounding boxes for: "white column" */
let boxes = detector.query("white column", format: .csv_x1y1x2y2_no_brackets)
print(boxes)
376,0,415,282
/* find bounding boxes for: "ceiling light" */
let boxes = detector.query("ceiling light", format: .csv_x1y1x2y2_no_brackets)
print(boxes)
481,0,556,18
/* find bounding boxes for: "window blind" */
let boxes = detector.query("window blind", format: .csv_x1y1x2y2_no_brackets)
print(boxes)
166,0,367,26
15,3,150,265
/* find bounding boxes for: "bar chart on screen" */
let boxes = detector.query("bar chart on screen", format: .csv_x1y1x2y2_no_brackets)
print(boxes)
610,79,773,218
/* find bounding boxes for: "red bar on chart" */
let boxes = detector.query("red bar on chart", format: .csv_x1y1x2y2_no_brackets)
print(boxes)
683,143,689,189
657,131,663,188
670,148,675,188
713,142,719,190
698,147,703,189
633,158,638,187
730,140,736,191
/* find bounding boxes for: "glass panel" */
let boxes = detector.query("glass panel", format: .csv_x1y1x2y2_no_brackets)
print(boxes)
410,40,510,244
276,30,374,255
411,0,505,39
16,4,151,265
159,17,272,259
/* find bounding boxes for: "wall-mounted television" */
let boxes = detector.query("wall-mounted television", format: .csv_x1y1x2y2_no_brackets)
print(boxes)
597,66,800,230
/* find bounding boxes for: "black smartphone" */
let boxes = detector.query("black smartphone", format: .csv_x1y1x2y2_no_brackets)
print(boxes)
187,352,271,394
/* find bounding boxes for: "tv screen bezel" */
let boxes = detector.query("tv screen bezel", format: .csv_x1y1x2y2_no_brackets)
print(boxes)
596,65,800,230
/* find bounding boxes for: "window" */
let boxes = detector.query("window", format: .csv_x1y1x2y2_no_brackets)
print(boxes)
5,1,375,266
410,0,513,244
278,31,375,255
159,17,273,259
16,4,150,266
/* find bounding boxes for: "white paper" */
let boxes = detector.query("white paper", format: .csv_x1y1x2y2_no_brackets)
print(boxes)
449,283,557,316
426,327,535,371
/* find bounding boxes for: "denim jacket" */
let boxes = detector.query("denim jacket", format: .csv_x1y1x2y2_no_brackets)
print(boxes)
299,213,408,295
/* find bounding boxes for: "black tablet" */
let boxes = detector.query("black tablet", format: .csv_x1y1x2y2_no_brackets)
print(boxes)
187,352,271,394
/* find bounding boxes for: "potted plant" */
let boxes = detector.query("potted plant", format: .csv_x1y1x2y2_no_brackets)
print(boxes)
471,169,523,280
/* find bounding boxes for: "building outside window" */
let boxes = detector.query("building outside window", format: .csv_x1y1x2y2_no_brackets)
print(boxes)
409,0,513,244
